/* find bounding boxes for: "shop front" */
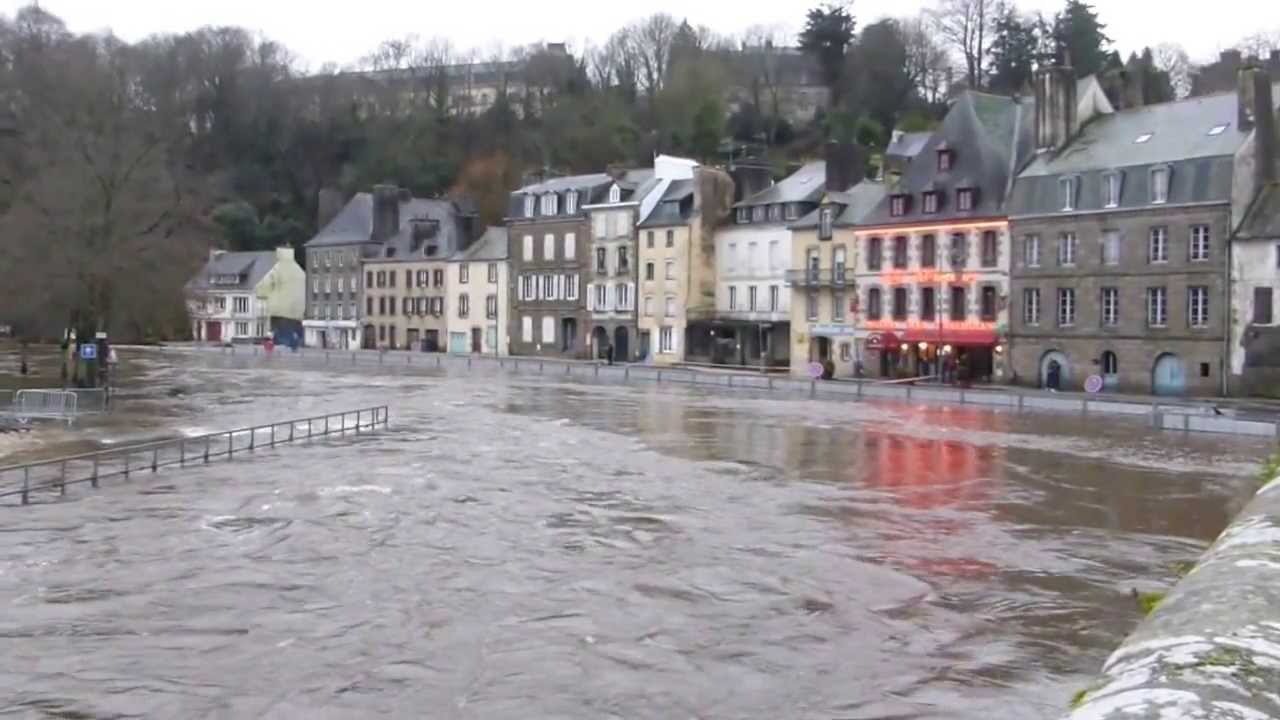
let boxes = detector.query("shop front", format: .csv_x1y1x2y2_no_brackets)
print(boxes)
861,322,1005,383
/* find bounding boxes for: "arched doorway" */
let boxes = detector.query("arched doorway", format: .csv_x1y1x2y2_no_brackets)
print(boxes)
591,326,609,359
613,326,629,362
1101,351,1119,391
1039,350,1069,390
1152,353,1187,396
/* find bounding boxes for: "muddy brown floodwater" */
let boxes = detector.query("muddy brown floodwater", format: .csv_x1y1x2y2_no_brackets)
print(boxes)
0,348,1269,719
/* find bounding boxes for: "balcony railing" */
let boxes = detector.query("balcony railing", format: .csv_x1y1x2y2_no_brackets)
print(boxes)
785,268,854,287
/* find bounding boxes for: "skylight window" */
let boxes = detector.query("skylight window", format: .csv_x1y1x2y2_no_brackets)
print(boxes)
1208,123,1229,136
1134,133,1153,144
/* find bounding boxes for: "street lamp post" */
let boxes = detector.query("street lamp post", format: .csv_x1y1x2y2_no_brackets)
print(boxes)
937,241,965,383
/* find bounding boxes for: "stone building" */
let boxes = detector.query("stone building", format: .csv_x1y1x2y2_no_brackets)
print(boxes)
445,227,509,355
1008,66,1274,396
850,90,1040,382
506,173,613,358
187,247,305,344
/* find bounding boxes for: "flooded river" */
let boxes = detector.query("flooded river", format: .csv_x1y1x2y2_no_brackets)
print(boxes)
0,349,1269,718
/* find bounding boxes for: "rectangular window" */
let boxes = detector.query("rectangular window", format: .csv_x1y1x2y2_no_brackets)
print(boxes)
389,271,396,288
1102,230,1121,266
890,196,906,217
388,297,397,315
367,297,374,316
543,275,555,299
1103,172,1121,208
1023,288,1040,326
233,296,249,314
524,195,536,217
543,234,555,261
541,316,555,343
922,192,938,214
1147,287,1168,327
1058,288,1076,327
367,270,374,288
660,327,675,353
665,230,674,248
645,262,655,281
521,315,533,342
819,208,834,239
1060,177,1075,211
565,191,578,215
665,296,675,317
644,295,654,316
1190,225,1210,262
867,288,882,321
1254,287,1274,324
921,235,937,268
921,287,936,322
564,233,576,260
434,269,444,287
1188,286,1209,328
981,231,998,268
376,271,386,288
1149,227,1169,263
893,236,908,269
337,276,345,293
566,274,579,301
957,188,974,211
893,287,908,321
807,292,818,321
950,286,967,322
486,294,498,319
1102,287,1119,326
522,235,534,261
665,260,675,280
1058,232,1077,266
520,275,534,301
729,286,738,311
378,296,386,315
785,203,799,221
596,247,607,273
540,194,558,216
832,291,845,321
488,263,498,283
647,231,656,248
404,269,411,288
749,285,758,312
236,321,250,336
980,286,997,321
1024,235,1041,268
460,264,469,284
617,246,629,274
950,233,968,269
769,285,780,312
594,284,608,311
1150,167,1169,204
867,237,883,270
458,294,470,318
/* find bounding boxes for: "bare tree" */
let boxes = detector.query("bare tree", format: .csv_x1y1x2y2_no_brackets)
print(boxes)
1152,42,1192,100
735,24,791,140
929,0,993,90
632,13,678,98
901,14,951,104
1238,29,1280,59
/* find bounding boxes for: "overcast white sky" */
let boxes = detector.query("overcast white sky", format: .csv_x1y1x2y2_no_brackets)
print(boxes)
4,0,1272,70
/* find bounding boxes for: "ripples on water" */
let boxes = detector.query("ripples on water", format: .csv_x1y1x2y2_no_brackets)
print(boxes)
0,351,1267,719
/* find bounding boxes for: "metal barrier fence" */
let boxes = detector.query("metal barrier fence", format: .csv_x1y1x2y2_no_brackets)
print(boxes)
202,345,1280,438
0,387,109,421
0,405,389,506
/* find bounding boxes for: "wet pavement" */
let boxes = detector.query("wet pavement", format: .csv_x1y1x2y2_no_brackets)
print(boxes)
0,348,1269,719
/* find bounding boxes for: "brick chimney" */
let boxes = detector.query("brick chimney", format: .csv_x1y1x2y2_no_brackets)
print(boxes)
1034,65,1077,152
370,184,401,243
823,141,866,193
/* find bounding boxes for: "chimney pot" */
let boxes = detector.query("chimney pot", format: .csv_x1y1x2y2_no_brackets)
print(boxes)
1034,65,1077,152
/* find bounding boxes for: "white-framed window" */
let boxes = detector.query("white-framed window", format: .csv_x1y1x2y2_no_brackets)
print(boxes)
324,251,332,267
458,293,470,318
922,192,938,214
749,285,758,311
540,193,558,216
806,292,818,321
236,321,250,336
234,296,249,314
615,284,630,311
736,207,749,224
784,203,799,220
541,316,556,343
832,291,845,321
769,285,780,312
1147,286,1168,327
543,234,555,261
594,283,608,311
1102,351,1119,375
565,191,579,215
1188,286,1209,328
486,294,498,319
1058,288,1076,327
608,184,621,204
1102,171,1122,208
890,195,906,216
728,286,738,311
1150,166,1170,204
1058,232,1077,266
644,295,654,316
312,278,320,294
1023,288,1040,326
566,273,580,301
1102,230,1121,266
1059,177,1076,211
564,233,576,260
1102,287,1119,326
665,260,675,280
523,195,536,217
664,295,675,317
1024,235,1041,268
957,188,975,211
459,264,470,284
726,243,737,274
522,316,533,342
1190,225,1210,262
488,263,498,284
337,276,345,293
522,235,534,261
819,207,834,238
520,274,535,301
542,274,555,299
660,326,675,353
1148,226,1169,263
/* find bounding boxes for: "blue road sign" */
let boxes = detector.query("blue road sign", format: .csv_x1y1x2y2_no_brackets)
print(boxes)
79,344,97,360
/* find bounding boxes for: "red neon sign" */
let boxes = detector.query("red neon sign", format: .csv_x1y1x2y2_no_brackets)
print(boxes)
875,269,982,285
864,319,996,332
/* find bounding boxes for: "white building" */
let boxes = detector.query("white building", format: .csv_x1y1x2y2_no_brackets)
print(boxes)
445,227,510,355
186,247,305,343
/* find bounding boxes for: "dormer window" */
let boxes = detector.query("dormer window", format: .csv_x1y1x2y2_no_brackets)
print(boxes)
608,184,621,204
922,192,939,214
784,203,798,221
565,190,579,215
1102,171,1122,208
752,206,766,222
937,149,954,171
523,194,536,217
957,188,975,211
540,193,558,216
1059,177,1077,212
890,194,908,217
819,207,834,240
1150,166,1170,204
736,207,749,224
768,204,782,222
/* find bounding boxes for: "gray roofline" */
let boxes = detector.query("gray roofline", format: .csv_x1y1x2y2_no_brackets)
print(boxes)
1009,199,1230,221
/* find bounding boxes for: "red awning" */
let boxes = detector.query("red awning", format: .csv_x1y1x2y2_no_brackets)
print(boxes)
901,327,998,346
864,332,900,349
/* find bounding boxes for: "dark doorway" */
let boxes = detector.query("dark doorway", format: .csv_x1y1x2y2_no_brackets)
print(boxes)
425,330,440,352
614,327,629,362
639,330,651,360
471,327,483,353
591,326,609,358
562,318,578,353
362,325,376,350
207,321,222,343
815,336,832,362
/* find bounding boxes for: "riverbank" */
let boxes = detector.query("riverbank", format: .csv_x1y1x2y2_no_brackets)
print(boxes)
160,344,1280,438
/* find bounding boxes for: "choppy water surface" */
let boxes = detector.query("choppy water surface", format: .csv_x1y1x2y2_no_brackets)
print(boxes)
0,349,1268,719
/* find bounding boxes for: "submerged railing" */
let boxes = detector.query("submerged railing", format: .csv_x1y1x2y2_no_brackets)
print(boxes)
0,405,389,506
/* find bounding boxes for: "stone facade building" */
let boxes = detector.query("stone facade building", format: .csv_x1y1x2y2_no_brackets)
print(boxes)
445,227,509,355
585,169,662,361
506,174,613,358
1009,67,1268,396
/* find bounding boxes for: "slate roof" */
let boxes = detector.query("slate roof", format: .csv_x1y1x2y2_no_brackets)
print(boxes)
304,193,469,259
791,180,887,229
451,226,509,261
1011,85,1280,217
637,179,695,228
733,161,826,208
885,131,933,160
1238,183,1280,240
186,251,279,292
861,91,1035,228
508,173,615,219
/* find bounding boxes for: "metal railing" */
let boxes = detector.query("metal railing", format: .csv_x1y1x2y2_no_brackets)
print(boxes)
785,268,854,287
0,405,389,506
0,387,109,422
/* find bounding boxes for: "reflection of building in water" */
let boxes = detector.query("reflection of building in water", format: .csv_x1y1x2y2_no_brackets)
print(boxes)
860,429,1002,511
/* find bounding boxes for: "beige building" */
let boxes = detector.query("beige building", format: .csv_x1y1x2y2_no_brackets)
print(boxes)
445,227,509,355
788,182,884,379
363,257,451,350
636,167,735,364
